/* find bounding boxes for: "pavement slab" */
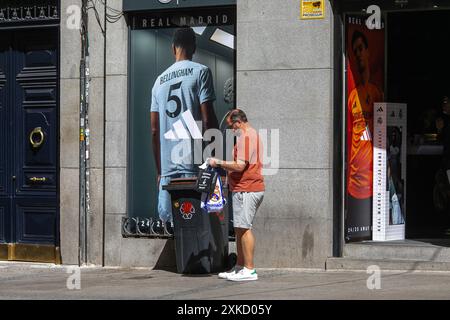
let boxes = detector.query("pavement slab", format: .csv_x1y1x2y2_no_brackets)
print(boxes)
0,262,450,300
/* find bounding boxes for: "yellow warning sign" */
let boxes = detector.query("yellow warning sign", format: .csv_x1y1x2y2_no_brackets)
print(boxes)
300,0,325,20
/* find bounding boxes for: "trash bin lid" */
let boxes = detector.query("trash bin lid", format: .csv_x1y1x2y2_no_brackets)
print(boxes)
162,176,227,191
162,177,197,191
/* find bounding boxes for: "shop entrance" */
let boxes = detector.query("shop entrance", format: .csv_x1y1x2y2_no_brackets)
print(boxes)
343,3,450,244
387,10,450,239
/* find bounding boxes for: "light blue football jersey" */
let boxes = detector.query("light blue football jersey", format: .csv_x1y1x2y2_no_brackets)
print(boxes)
150,60,216,177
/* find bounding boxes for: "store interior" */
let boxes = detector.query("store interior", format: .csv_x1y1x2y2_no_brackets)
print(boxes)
387,9,450,239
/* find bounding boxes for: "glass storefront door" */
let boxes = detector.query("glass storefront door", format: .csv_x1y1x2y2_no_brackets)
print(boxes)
341,0,450,242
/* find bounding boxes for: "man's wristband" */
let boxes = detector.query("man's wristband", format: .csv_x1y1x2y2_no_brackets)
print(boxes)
217,160,222,168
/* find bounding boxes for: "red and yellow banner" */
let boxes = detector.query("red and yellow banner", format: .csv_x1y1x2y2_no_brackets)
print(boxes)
345,15,385,241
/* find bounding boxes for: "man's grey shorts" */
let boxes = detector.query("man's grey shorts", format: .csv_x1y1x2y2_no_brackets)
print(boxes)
232,191,264,229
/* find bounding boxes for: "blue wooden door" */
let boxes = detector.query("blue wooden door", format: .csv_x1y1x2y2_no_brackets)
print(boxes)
0,28,59,262
0,31,12,252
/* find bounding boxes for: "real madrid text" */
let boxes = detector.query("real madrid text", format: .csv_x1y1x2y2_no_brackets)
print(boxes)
177,304,272,318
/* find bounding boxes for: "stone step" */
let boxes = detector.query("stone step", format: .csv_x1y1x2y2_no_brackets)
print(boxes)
343,239,450,262
326,257,450,272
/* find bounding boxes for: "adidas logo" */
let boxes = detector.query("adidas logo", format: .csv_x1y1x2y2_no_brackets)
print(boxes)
377,107,383,112
360,125,372,141
164,110,203,140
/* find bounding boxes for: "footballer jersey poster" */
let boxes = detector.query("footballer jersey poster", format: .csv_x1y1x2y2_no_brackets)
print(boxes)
127,7,236,224
345,15,385,242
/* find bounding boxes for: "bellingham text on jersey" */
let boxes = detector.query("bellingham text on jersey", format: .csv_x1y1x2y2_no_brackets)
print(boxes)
160,68,194,85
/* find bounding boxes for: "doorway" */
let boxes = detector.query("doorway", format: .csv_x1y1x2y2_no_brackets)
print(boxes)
0,28,60,262
387,10,450,239
343,4,450,244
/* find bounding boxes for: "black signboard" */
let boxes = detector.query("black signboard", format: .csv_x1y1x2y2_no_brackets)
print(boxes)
123,0,235,12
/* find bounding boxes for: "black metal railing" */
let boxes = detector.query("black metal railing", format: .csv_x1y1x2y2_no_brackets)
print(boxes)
0,1,59,23
121,216,236,241
121,217,174,239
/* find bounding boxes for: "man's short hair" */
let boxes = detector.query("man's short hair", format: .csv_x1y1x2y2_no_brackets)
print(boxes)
173,27,196,56
228,109,248,123
351,30,368,49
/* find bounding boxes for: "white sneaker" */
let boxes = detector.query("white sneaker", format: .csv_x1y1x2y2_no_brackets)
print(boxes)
218,265,242,279
227,267,258,282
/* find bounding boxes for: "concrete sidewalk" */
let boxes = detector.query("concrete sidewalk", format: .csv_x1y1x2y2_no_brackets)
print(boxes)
1,262,450,300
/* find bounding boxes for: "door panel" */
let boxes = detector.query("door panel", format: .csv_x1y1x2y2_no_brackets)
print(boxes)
0,32,11,245
21,107,57,191
0,28,59,261
0,57,6,196
0,202,9,243
15,199,56,244
13,29,58,247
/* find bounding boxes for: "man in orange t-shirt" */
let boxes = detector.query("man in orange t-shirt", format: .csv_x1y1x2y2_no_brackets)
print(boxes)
209,109,264,281
347,30,384,241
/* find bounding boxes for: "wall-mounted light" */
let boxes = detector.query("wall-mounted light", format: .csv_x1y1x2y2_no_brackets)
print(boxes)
192,26,206,35
210,28,234,49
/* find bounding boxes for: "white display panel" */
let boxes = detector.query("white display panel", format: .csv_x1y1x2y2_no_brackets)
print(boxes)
373,103,407,241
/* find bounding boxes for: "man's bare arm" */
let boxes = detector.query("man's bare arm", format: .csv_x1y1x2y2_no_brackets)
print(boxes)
210,158,247,173
150,111,161,176
200,101,219,131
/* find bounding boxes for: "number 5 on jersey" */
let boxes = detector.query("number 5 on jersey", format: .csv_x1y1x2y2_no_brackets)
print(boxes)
166,81,183,118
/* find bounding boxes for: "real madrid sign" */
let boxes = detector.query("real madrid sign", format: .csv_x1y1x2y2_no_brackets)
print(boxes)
131,6,235,29
123,0,235,12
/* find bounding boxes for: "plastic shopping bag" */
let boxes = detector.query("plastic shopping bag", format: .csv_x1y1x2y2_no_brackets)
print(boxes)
201,169,226,213
195,165,218,194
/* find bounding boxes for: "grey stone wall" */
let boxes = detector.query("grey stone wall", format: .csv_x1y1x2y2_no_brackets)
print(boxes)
87,0,105,266
102,0,174,268
60,0,82,265
59,0,335,268
236,0,334,268
59,0,175,268
59,0,109,266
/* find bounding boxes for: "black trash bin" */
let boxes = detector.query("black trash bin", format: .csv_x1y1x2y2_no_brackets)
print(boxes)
163,177,229,274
